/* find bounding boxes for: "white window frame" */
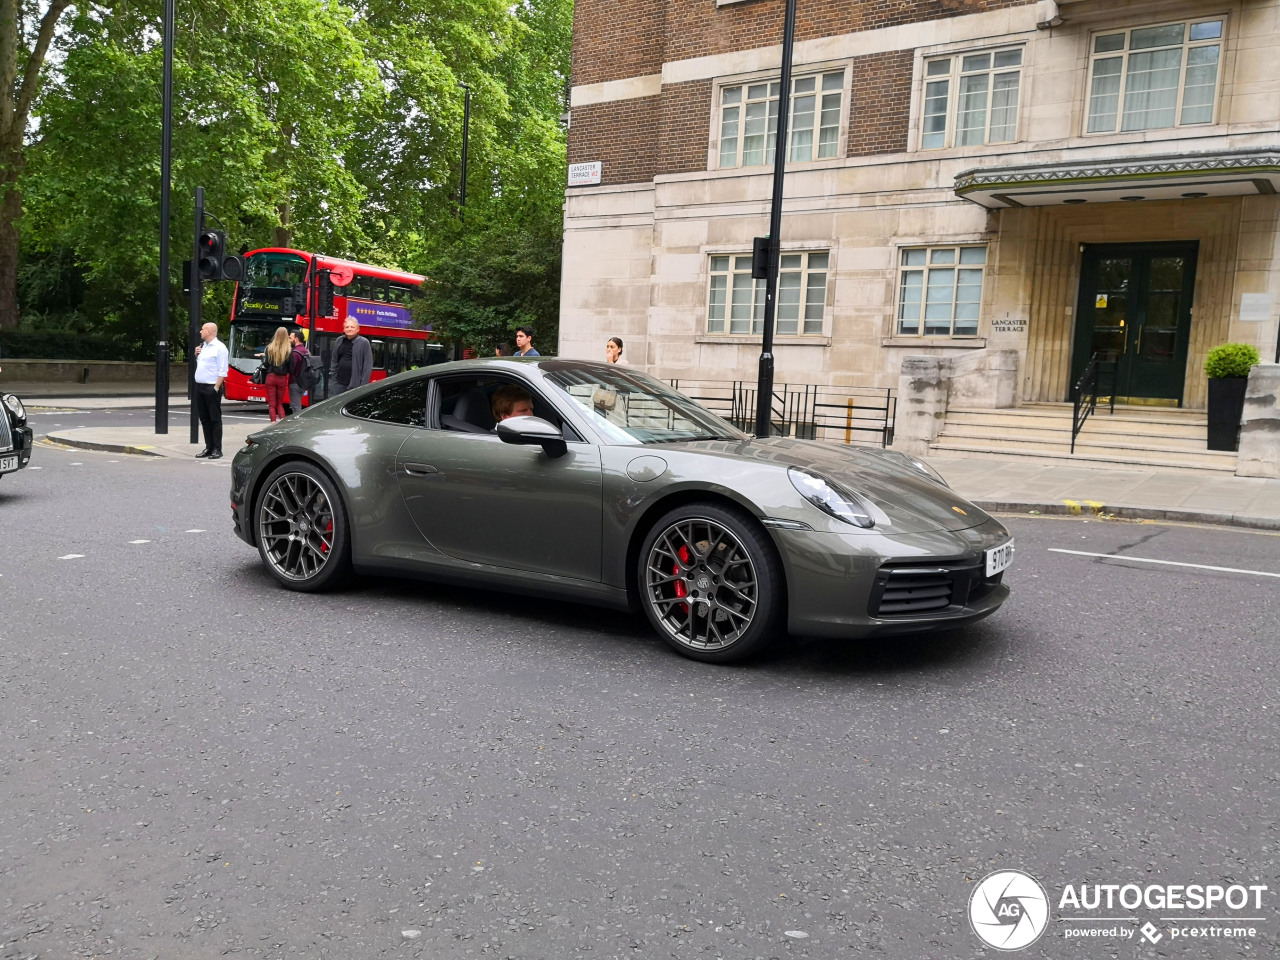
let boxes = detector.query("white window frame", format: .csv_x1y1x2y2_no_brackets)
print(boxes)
715,68,848,170
1085,17,1225,136
895,245,987,338
919,46,1024,150
706,250,830,337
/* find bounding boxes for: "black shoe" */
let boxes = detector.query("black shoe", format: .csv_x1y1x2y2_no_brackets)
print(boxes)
209,450,223,460
195,449,213,459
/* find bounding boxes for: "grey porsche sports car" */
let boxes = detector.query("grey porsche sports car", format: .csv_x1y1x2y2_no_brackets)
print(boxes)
230,358,1012,663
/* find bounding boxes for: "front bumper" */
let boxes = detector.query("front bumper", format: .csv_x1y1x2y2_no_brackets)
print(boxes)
773,516,1013,639
0,424,33,476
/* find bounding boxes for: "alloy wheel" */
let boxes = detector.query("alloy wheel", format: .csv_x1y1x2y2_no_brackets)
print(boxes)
258,471,336,582
643,516,758,651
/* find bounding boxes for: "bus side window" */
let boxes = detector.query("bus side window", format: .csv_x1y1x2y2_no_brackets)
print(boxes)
369,338,386,370
387,340,405,375
408,340,426,369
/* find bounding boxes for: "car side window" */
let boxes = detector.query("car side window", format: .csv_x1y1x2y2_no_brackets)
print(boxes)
343,377,430,427
433,375,581,440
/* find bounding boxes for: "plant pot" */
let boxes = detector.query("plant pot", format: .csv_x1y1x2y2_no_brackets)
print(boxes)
1206,377,1248,451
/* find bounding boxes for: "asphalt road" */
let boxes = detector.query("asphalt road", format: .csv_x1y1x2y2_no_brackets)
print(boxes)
2,443,1276,959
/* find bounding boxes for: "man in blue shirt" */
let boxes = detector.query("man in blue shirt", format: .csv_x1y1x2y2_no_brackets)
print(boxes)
514,326,539,357
193,322,229,459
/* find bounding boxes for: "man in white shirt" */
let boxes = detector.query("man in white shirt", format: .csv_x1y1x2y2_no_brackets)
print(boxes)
193,322,229,459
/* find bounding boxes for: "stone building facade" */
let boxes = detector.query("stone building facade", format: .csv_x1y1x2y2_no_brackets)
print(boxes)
561,0,1280,413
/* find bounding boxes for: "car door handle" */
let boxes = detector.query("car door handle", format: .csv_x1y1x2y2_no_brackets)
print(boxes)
403,462,438,476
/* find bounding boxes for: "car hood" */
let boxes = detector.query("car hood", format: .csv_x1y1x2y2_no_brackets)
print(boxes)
675,436,991,533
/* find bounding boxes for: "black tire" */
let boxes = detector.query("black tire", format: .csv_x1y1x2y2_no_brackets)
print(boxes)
637,502,784,663
254,460,351,591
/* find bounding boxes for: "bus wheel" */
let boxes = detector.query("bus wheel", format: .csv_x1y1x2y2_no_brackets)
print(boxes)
255,461,351,591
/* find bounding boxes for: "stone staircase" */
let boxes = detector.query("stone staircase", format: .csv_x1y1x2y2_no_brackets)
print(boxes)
929,403,1238,472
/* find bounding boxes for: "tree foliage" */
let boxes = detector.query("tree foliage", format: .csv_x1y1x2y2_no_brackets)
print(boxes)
14,0,570,354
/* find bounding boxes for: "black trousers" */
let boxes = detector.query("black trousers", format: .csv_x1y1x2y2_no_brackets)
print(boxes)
195,382,223,452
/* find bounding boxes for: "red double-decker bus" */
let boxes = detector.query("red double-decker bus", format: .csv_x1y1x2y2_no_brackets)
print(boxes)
225,248,452,404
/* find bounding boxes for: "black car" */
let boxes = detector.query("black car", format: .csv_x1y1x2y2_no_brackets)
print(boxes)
1,392,32,479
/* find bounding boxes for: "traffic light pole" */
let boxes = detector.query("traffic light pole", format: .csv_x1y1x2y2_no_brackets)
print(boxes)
189,187,204,444
155,0,176,434
753,0,798,438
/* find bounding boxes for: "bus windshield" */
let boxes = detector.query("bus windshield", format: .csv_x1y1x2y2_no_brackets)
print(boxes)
228,320,294,373
243,253,308,289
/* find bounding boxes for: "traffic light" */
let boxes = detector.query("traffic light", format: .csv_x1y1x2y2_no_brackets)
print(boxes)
751,236,771,279
316,270,335,318
196,230,244,282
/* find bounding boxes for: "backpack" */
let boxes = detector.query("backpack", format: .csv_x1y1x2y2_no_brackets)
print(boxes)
295,352,323,393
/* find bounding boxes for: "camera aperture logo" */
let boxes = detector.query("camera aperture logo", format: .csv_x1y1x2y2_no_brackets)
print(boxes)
969,870,1050,950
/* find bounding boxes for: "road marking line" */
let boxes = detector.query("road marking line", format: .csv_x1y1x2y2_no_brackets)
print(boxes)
1049,548,1280,578
58,554,85,560
185,529,206,533
129,540,151,544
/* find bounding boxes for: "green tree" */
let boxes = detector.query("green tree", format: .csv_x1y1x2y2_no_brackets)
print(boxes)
405,0,571,351
0,0,76,330
22,0,378,344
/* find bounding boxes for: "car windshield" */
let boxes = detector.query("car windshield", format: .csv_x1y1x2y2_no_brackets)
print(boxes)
541,361,748,445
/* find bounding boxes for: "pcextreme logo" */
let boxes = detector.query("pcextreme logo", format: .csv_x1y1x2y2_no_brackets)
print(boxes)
968,872,1270,950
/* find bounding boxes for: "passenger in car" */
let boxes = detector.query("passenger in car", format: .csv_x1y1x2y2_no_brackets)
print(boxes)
491,384,534,423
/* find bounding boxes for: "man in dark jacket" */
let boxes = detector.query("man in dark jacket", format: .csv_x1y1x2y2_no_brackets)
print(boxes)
329,318,373,394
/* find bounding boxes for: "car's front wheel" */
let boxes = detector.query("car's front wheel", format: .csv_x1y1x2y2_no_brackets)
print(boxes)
255,461,351,591
638,502,783,663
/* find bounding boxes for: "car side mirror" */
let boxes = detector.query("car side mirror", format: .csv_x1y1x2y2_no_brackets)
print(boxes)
496,415,567,458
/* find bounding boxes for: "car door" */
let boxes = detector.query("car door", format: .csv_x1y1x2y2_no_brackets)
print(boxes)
395,374,604,582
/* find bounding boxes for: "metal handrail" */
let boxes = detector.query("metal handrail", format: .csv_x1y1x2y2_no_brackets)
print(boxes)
670,378,895,447
1070,351,1116,453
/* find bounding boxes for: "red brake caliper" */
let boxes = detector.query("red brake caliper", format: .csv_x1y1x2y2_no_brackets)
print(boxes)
672,545,691,614
321,519,332,554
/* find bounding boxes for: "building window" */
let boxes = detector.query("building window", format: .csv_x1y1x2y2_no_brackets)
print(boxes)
707,251,829,335
719,72,844,168
921,48,1022,149
1086,19,1223,134
896,247,985,337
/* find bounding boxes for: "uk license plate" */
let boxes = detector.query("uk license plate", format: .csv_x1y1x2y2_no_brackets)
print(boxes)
0,455,17,472
248,394,266,402
985,539,1014,577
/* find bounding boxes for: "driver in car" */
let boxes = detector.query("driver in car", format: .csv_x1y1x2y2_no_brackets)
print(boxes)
491,385,534,423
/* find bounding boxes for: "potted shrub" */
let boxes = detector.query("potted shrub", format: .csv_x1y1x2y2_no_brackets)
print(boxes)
1204,343,1260,451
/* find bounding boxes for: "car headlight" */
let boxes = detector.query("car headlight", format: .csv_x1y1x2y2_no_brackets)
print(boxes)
2,394,25,425
788,468,875,529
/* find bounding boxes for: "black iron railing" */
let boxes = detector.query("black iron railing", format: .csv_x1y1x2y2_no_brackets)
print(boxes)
669,379,895,447
1070,351,1117,453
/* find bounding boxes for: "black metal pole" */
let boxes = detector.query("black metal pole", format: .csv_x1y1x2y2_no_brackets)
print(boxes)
459,83,470,219
754,0,798,438
190,187,204,443
155,0,176,434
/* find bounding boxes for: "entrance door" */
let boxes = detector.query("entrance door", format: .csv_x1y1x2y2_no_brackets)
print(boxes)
1071,242,1198,404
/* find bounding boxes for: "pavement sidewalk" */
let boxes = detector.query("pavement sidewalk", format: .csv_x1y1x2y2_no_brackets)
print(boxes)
8,380,192,410
29,388,1280,532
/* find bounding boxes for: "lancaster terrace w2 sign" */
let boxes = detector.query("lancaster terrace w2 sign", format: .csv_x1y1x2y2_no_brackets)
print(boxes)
568,161,602,187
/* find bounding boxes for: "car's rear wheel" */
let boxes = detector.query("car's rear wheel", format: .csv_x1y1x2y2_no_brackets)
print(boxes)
638,503,783,663
255,461,351,591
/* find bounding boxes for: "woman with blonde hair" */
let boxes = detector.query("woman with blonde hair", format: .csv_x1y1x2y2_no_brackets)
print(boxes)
262,326,293,422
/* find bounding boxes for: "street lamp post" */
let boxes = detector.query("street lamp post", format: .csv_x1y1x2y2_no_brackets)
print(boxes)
155,0,176,434
753,0,799,438
458,83,470,219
